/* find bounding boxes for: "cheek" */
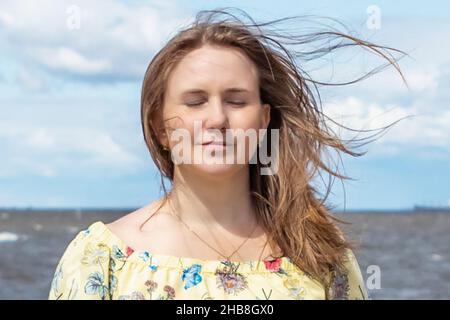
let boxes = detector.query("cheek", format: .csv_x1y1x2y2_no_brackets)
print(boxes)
229,108,265,130
166,114,199,146
161,108,190,147
163,104,192,131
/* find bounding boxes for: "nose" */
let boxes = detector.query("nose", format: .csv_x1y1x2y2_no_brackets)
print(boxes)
204,97,228,130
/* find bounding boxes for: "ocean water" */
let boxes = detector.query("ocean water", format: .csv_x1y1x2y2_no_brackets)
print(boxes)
0,209,449,299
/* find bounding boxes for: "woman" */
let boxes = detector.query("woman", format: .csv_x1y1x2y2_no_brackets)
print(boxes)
49,8,406,300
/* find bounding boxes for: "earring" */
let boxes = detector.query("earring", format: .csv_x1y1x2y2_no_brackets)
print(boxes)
162,145,169,151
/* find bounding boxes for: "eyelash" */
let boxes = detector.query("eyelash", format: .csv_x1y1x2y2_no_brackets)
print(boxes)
185,101,246,107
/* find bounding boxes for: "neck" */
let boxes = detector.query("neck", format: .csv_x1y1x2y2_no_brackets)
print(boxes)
168,165,257,235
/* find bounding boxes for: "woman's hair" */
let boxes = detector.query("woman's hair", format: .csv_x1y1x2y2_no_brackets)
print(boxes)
140,8,408,290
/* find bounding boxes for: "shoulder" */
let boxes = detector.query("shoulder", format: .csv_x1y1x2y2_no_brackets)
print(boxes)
49,205,161,300
106,199,166,235
48,221,113,300
53,219,116,274
50,201,173,300
49,203,159,300
104,199,182,253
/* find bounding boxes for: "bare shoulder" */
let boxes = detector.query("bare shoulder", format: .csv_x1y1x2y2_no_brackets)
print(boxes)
107,199,165,230
104,198,180,250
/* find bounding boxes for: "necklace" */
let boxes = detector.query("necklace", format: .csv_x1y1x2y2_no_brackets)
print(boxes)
167,198,261,263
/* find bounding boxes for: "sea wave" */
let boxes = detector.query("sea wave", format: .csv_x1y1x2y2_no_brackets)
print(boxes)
0,232,20,243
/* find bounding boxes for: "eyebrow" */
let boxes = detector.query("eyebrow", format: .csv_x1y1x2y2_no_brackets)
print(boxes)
180,87,250,96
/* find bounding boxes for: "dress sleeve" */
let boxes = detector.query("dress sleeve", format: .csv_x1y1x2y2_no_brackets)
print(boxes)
48,229,113,300
327,249,369,300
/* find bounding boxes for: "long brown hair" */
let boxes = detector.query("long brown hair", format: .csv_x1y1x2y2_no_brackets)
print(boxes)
140,8,408,288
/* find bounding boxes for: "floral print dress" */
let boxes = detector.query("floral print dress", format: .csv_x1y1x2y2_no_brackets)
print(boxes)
49,221,368,300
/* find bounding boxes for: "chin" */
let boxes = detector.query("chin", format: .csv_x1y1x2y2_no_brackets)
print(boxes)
191,162,246,178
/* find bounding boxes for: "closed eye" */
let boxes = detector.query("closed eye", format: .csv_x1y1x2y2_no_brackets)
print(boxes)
227,101,246,106
185,100,246,107
185,101,205,107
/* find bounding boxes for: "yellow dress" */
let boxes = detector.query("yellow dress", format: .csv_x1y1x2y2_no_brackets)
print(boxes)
48,221,368,300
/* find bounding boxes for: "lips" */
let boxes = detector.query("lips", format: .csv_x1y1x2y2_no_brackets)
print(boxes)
201,140,228,146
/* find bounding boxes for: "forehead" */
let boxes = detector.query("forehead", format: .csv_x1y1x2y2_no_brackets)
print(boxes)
166,45,259,94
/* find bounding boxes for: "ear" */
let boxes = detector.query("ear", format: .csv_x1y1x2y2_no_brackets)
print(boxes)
152,113,169,147
261,103,271,129
158,127,169,147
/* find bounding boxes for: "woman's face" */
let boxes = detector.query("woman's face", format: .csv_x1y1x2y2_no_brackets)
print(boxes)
161,44,270,178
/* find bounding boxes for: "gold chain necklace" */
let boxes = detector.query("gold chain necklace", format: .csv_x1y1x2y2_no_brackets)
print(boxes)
167,198,261,263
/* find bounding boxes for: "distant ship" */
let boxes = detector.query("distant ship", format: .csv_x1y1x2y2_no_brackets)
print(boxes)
413,205,450,212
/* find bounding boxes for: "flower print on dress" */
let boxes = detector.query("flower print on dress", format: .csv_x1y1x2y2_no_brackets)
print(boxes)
84,272,109,300
263,257,288,276
145,279,158,291
81,243,109,266
111,245,134,271
145,279,158,299
111,245,133,260
215,261,248,295
138,251,158,272
80,242,112,299
160,285,176,300
327,266,350,300
139,251,151,262
182,264,203,289
126,246,134,257
283,275,306,300
112,245,126,260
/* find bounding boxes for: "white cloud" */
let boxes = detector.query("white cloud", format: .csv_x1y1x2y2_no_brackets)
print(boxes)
0,10,15,27
350,68,439,98
323,95,450,155
406,69,439,93
0,0,190,81
0,122,144,177
37,47,111,75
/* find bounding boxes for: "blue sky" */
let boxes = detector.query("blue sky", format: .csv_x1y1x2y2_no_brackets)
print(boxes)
0,0,449,210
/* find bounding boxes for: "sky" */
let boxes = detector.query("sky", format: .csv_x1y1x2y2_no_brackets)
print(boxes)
0,0,449,210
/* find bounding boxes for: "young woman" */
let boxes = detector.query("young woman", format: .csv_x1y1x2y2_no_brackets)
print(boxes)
49,9,405,300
